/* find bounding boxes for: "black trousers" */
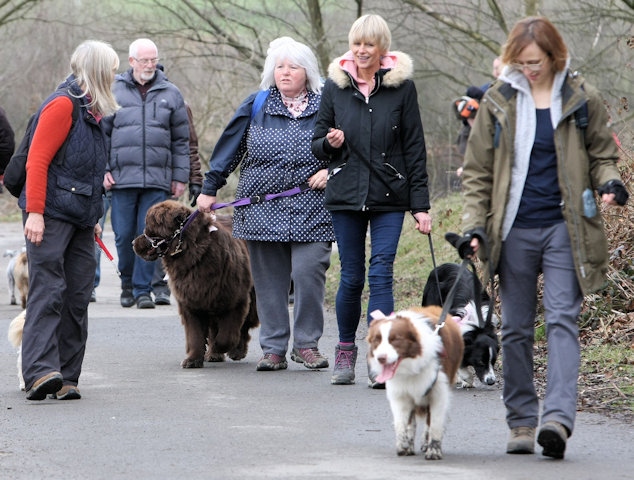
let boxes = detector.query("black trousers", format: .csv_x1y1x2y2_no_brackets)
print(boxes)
22,215,95,390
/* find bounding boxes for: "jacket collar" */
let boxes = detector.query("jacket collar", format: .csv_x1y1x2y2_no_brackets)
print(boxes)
327,50,413,89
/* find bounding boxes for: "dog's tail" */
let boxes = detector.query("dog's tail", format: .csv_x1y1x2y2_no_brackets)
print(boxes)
7,310,25,348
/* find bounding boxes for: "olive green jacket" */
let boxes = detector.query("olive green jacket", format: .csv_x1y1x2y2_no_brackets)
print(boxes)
461,70,622,295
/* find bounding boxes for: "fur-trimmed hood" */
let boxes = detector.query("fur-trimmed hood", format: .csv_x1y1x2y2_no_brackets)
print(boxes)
327,50,413,89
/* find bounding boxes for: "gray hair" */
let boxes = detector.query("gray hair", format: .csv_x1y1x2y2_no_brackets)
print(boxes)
128,38,159,59
260,36,322,93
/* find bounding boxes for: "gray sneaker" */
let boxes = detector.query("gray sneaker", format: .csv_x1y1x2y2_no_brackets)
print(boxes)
291,347,329,369
331,344,357,385
506,426,536,454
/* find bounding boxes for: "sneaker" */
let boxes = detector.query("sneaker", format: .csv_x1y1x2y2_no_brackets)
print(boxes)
506,426,536,454
256,353,288,371
538,421,568,459
367,362,386,389
136,294,156,309
154,291,171,306
331,344,357,385
26,372,63,401
120,287,134,308
291,347,329,369
50,385,81,400
90,289,97,303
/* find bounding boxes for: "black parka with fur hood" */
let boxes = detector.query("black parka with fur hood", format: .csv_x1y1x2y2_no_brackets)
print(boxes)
312,51,429,214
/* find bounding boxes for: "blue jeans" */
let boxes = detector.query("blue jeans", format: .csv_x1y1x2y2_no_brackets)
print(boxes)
94,192,111,289
110,188,168,298
330,210,404,343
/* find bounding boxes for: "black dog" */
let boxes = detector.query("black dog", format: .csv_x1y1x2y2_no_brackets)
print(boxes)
422,263,499,388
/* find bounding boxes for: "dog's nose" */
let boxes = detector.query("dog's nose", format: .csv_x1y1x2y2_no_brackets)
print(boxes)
377,354,387,365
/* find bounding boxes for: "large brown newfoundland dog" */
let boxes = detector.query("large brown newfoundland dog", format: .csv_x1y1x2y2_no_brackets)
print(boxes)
133,200,259,368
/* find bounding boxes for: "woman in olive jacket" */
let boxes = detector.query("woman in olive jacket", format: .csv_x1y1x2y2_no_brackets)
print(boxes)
461,17,627,460
312,14,431,387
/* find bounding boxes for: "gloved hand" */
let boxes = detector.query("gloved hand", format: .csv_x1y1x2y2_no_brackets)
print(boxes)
597,179,629,206
189,184,202,207
445,228,487,259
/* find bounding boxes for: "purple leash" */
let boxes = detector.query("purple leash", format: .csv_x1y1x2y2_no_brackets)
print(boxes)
180,182,310,234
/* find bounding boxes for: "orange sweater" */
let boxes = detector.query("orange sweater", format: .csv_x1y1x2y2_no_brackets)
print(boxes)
25,96,74,214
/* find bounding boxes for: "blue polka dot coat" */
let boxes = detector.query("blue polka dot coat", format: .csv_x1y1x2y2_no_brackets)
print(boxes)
202,87,334,243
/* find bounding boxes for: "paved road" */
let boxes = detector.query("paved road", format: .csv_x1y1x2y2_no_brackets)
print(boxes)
0,220,632,479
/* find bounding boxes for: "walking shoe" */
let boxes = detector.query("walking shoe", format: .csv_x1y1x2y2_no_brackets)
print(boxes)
291,347,329,369
50,385,81,400
256,353,288,371
538,421,568,459
26,372,63,401
331,343,357,385
90,289,97,303
136,294,156,309
506,426,536,454
154,291,171,306
120,287,134,308
367,362,386,389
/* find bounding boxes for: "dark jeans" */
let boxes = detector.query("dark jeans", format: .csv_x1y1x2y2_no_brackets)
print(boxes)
330,210,404,343
110,188,168,298
94,192,111,289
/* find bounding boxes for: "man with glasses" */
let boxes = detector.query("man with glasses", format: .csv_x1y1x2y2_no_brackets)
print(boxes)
102,38,189,309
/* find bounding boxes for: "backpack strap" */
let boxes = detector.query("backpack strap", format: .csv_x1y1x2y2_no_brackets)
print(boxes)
250,90,269,121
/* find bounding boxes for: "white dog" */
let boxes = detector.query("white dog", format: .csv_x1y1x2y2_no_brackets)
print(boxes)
7,309,26,391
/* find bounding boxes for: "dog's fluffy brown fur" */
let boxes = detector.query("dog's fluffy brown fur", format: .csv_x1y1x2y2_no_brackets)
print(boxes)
133,200,259,368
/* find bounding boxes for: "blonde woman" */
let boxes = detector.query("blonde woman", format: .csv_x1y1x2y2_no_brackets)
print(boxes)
21,40,120,401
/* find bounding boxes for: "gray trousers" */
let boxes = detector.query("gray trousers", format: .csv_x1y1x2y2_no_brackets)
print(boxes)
22,215,95,390
499,222,582,435
247,241,331,356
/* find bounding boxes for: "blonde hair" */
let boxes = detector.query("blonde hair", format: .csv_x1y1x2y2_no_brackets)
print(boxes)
348,14,391,53
260,36,322,93
70,40,120,117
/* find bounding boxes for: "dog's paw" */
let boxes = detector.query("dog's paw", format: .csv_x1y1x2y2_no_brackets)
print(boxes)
181,357,204,368
423,440,443,460
457,368,475,388
227,348,247,362
205,351,226,362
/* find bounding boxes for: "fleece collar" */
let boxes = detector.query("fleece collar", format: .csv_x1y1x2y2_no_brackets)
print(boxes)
327,50,413,90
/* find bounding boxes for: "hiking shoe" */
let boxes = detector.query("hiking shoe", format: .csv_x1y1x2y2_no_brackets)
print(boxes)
120,287,134,308
136,294,155,309
538,421,568,459
291,347,329,369
50,385,81,400
256,353,288,371
331,344,357,385
26,372,63,401
506,426,536,454
367,361,386,389
154,291,171,305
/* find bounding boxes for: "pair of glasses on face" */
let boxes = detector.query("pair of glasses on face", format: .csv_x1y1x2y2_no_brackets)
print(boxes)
134,57,159,66
511,56,548,73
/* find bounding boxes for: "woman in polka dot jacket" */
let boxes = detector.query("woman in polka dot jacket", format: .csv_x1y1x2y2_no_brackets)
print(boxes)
197,37,335,373
311,15,432,388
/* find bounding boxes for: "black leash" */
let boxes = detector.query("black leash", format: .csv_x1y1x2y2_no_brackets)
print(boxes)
426,231,496,332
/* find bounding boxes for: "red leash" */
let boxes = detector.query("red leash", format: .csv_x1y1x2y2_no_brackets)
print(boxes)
94,234,121,277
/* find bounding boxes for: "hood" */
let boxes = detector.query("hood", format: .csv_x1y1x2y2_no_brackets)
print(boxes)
327,50,413,89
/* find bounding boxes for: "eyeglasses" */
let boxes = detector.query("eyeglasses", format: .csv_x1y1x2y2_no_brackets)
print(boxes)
510,56,548,73
134,57,159,66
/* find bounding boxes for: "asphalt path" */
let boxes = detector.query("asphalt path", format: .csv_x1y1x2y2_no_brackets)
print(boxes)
0,220,632,480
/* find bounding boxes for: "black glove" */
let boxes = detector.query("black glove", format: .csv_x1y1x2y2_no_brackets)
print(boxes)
189,184,202,207
445,228,487,259
597,179,629,206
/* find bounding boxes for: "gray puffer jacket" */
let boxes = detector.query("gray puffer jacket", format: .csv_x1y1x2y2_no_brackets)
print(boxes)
102,69,189,192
